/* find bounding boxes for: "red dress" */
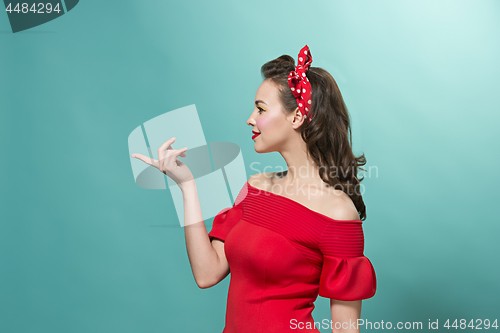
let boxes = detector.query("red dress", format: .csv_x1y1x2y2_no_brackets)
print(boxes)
208,181,377,333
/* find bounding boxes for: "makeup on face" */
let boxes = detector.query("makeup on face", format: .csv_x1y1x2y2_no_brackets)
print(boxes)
256,105,277,132
251,80,279,140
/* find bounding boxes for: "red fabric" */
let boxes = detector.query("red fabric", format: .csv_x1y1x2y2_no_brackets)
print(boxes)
208,181,377,333
288,45,313,122
319,256,377,301
208,206,243,243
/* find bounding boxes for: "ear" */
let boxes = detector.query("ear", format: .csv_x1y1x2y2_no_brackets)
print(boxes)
290,107,305,129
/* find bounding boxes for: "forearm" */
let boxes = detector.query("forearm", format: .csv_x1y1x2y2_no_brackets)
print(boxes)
181,180,223,287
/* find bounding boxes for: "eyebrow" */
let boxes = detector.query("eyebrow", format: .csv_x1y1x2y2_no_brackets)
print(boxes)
255,100,267,106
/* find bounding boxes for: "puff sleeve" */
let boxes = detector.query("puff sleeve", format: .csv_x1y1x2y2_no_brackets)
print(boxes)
208,205,243,242
318,221,377,301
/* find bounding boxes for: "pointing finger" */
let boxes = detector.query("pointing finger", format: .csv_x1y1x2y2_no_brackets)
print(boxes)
131,153,157,167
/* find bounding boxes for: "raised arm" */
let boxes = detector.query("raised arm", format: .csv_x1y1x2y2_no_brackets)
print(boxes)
181,180,230,288
131,137,230,289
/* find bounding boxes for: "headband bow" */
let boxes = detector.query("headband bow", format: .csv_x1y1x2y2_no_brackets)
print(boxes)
287,45,313,122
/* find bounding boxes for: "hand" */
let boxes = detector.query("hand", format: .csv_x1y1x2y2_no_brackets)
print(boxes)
131,137,194,188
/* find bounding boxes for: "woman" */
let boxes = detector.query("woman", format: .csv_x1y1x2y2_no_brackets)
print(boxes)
131,45,376,333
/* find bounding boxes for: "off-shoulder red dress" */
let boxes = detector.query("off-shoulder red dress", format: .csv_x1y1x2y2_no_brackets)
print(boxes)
208,181,376,333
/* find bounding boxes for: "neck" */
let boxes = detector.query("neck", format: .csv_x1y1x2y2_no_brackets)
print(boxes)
278,135,325,188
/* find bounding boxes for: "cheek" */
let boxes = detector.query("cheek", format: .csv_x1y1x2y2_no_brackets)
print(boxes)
256,116,275,130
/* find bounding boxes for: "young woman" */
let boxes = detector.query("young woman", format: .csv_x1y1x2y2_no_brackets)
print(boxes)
131,45,376,333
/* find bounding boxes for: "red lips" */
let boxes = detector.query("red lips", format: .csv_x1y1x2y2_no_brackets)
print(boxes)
252,130,260,140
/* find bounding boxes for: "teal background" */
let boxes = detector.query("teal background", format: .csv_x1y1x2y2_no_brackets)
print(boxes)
1,0,499,332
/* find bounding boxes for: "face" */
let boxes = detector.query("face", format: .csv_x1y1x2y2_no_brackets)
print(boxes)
247,79,304,153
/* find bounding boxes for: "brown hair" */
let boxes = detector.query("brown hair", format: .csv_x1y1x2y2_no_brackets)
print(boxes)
261,55,368,220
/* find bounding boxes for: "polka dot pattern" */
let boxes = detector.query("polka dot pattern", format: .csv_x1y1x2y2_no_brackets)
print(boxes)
287,45,313,122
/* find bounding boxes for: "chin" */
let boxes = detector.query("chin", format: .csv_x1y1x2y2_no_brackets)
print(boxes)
253,143,265,154
253,137,279,154
254,143,274,154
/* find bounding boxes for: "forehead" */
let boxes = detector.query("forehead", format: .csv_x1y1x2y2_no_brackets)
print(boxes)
255,79,281,105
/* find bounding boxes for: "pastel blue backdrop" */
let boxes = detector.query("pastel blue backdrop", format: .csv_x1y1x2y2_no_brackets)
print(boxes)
1,1,499,332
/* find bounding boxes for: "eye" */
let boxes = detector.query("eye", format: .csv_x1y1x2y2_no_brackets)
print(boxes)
257,106,265,114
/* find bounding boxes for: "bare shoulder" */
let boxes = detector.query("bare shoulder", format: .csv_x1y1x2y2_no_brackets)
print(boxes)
247,172,278,190
324,188,361,221
248,172,360,221
247,173,261,188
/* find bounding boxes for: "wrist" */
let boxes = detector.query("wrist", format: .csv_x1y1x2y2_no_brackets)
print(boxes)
179,179,196,192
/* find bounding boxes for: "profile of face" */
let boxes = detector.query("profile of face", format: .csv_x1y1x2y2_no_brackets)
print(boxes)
247,79,304,154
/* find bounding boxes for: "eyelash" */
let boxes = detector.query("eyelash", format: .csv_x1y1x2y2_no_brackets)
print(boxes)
257,106,265,114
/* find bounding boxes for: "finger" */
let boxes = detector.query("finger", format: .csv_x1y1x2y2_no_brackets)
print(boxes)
165,147,188,170
158,137,176,173
131,153,158,167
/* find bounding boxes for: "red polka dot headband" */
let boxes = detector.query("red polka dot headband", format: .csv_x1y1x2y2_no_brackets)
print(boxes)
287,45,313,122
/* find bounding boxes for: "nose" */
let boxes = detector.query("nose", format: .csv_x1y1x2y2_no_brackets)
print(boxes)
247,115,256,127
